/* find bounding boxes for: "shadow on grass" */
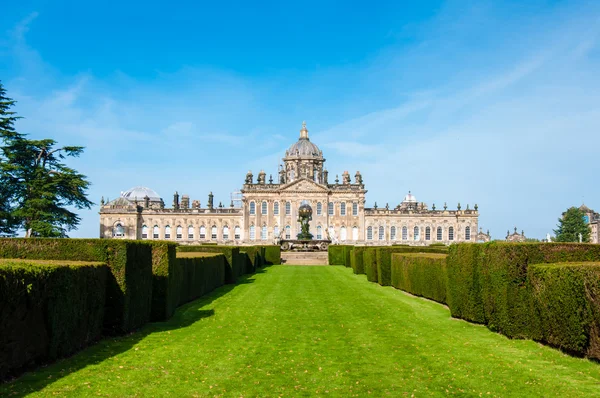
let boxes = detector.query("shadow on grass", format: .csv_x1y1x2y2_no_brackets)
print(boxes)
0,267,270,397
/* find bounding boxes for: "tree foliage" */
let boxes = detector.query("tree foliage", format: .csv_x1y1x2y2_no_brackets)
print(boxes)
554,207,591,243
0,81,92,237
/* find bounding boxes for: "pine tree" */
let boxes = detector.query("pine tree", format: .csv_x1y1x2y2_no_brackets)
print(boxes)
554,206,591,243
0,81,93,237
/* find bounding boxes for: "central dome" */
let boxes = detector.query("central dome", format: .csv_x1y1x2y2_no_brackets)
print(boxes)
285,121,323,158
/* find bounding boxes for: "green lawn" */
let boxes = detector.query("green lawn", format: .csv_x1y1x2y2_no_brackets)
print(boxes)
2,265,600,397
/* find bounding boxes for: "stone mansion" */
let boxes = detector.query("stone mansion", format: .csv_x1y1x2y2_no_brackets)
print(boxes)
100,122,482,245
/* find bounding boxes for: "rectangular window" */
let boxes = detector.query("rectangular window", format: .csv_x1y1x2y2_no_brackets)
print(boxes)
165,233,171,239
142,233,147,239
352,202,358,216
341,203,346,216
153,233,158,239
437,228,442,241
379,227,384,240
176,233,182,239
367,227,373,240
328,202,334,215
317,203,322,215
425,228,431,241
235,232,240,239
274,202,279,215
286,202,291,215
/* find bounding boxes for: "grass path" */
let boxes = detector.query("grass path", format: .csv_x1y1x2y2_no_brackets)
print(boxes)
2,266,600,397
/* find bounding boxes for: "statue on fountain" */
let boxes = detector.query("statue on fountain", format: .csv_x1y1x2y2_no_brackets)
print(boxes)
297,201,314,240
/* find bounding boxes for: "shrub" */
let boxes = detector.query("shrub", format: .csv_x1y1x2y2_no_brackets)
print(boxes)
446,244,486,324
257,245,281,265
350,247,366,275
0,259,107,379
363,248,378,282
175,253,226,306
0,238,154,334
178,245,242,283
529,262,600,359
391,253,448,304
375,247,449,287
148,242,179,322
479,242,600,339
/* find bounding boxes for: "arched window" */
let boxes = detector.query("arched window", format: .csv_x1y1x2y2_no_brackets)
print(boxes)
340,226,347,241
188,225,194,239
465,226,471,241
285,225,291,239
328,202,334,215
317,202,322,215
113,223,125,238
261,225,267,240
261,201,268,215
414,226,420,241
367,226,373,240
425,227,431,241
211,225,217,240
391,226,397,241
379,226,385,240
340,202,346,216
274,225,280,238
317,225,322,239
249,202,256,215
290,169,295,181
176,225,183,239
199,225,206,239
234,226,241,239
223,226,229,240
250,225,256,240
164,225,171,239
352,226,359,241
352,202,358,216
402,226,408,240
449,226,455,241
328,225,335,240
153,225,159,239
274,202,279,215
437,227,442,241
285,202,291,215
141,225,148,239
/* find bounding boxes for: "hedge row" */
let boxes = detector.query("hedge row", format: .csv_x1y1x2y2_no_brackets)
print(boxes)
0,238,154,334
257,245,281,265
528,262,600,358
328,245,353,266
446,242,600,359
175,253,226,306
391,253,448,304
178,245,242,283
0,260,107,380
350,247,366,274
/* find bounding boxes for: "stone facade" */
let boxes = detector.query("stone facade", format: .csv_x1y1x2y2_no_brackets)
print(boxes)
100,122,480,246
579,204,599,244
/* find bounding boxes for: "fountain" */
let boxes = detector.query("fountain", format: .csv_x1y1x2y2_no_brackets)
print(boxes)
280,201,330,251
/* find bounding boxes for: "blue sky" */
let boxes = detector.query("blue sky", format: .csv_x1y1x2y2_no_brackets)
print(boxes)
1,0,599,239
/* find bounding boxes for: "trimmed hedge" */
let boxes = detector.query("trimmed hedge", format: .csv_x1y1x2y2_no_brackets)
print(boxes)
0,259,107,379
529,262,600,359
479,243,600,339
328,245,352,266
363,248,378,282
391,253,448,304
374,246,449,287
148,242,179,322
242,246,262,273
175,253,226,306
446,244,486,323
0,238,154,334
350,247,366,275
178,245,242,283
257,245,281,265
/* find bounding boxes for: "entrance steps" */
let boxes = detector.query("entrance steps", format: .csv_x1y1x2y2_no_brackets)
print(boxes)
281,251,329,266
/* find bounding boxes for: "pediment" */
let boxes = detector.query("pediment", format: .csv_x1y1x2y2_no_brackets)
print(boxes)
277,178,329,193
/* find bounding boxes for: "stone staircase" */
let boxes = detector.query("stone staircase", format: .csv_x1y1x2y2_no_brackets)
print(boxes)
281,251,329,266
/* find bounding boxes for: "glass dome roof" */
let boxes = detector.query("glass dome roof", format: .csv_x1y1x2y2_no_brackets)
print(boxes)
122,186,161,201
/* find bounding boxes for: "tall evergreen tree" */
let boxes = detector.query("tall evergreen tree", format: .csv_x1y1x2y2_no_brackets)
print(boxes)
0,81,93,237
554,206,591,243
